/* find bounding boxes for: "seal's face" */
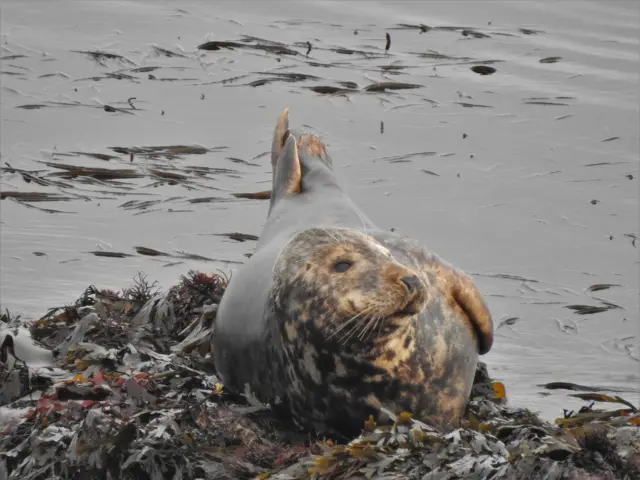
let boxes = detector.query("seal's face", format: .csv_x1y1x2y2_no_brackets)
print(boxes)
273,227,428,346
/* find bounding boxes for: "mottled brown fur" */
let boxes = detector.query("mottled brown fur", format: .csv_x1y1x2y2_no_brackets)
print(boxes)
263,227,483,437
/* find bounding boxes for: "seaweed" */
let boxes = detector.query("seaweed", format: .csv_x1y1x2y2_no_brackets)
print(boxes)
471,65,496,75
1,274,638,480
71,50,137,67
198,39,299,56
540,56,562,63
364,81,422,92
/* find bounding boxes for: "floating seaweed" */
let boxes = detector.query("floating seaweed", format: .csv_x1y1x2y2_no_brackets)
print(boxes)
565,301,622,315
0,191,76,202
88,251,136,258
586,284,621,292
233,190,272,200
206,232,259,242
471,65,496,75
71,50,137,67
455,101,493,108
149,45,187,58
134,246,172,257
0,54,27,60
519,28,544,35
364,81,422,92
109,145,214,159
525,100,570,106
306,85,355,95
374,151,437,163
497,316,519,329
461,29,491,39
224,157,260,167
39,162,144,180
198,39,299,56
67,151,120,161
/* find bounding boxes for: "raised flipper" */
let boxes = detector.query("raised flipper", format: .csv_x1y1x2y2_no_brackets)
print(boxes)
271,108,290,175
270,134,302,211
296,132,332,167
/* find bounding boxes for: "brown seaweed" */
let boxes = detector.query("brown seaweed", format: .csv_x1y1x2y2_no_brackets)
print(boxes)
88,251,136,258
306,85,355,95
586,284,621,292
471,65,496,75
71,50,137,67
3,274,636,480
209,232,259,242
461,29,491,39
525,101,570,106
39,162,144,180
455,101,493,108
374,151,437,163
225,157,260,167
150,46,187,58
0,191,76,202
134,246,172,257
198,40,299,56
233,190,272,200
109,145,214,159
565,303,621,315
68,152,120,161
364,82,422,92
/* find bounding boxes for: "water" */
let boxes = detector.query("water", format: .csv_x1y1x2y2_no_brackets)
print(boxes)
1,0,638,420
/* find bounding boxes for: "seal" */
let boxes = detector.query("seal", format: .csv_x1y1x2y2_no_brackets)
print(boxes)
213,109,494,438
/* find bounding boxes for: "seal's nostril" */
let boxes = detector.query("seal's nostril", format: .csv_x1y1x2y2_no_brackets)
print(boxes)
401,275,421,293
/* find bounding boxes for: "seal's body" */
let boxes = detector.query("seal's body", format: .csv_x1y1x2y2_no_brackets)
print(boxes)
213,110,494,438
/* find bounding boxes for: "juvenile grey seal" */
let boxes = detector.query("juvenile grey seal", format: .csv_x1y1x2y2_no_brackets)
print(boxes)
213,109,494,438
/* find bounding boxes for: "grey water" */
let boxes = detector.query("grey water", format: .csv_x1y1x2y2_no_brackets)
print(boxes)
1,0,638,421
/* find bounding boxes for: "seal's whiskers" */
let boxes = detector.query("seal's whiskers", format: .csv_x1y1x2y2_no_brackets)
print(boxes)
374,315,385,338
326,305,375,340
340,307,377,345
353,209,369,237
358,314,380,341
314,226,341,245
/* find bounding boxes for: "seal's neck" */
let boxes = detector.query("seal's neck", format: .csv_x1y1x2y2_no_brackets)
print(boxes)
299,153,341,193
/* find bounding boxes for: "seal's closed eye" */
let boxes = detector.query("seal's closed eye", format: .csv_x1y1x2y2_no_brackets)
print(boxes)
334,260,353,273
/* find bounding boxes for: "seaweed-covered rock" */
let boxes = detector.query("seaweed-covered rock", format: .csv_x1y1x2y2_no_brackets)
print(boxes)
1,272,638,480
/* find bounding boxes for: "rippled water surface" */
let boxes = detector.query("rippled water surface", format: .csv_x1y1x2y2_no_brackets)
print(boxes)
1,0,638,420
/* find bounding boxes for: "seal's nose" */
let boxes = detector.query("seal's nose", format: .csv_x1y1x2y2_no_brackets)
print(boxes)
401,275,421,293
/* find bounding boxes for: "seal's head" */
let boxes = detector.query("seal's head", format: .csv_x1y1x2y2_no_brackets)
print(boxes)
272,227,428,348
266,226,491,437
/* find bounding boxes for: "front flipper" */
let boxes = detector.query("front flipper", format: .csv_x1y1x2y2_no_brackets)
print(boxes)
432,262,494,355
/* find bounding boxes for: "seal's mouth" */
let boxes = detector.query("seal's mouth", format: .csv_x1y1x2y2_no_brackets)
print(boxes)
392,274,427,318
394,298,423,317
